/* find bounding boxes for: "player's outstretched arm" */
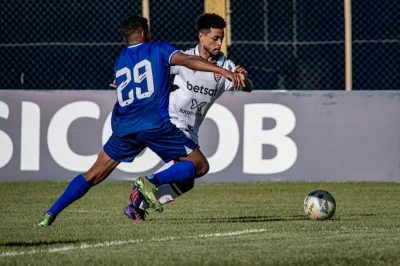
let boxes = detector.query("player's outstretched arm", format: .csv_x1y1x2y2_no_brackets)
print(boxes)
171,52,244,90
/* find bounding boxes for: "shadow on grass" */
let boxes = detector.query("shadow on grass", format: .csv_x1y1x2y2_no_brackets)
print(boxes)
167,215,308,223
0,240,84,247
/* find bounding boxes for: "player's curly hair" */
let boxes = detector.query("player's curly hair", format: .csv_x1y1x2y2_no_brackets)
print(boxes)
196,13,226,33
121,15,149,40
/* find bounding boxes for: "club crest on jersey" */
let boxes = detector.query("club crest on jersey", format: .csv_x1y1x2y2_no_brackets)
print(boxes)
213,72,222,82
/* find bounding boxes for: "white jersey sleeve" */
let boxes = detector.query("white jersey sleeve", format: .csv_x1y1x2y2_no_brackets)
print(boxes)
170,65,181,75
168,46,235,144
170,49,191,75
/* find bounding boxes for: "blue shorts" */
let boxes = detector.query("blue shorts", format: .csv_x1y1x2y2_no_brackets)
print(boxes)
103,122,198,163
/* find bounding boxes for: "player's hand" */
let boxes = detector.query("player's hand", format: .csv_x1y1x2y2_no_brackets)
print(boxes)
224,71,245,90
234,65,248,78
109,79,116,89
234,65,249,90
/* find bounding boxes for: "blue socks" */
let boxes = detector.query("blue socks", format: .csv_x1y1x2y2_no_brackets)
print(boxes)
46,163,196,218
47,174,91,217
147,161,196,187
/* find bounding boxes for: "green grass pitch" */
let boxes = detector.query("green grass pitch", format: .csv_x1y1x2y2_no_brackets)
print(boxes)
1,181,400,265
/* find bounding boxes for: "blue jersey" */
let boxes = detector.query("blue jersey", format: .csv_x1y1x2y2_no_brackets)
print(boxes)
111,42,179,136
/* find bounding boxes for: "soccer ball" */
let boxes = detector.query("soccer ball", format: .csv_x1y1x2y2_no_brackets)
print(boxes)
303,190,336,220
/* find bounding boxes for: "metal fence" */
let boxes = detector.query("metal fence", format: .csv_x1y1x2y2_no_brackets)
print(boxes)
1,0,398,90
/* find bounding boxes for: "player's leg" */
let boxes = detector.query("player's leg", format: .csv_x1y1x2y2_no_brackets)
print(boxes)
142,154,200,187
154,160,176,174
128,149,206,215
130,123,208,214
129,157,200,214
127,160,175,212
134,127,201,210
39,133,144,226
151,126,198,205
127,125,201,213
145,149,207,206
38,149,120,227
138,148,206,201
152,147,209,205
135,177,195,212
177,147,209,177
155,160,196,205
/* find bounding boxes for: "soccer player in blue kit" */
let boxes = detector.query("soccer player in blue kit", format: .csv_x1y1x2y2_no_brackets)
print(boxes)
38,15,243,227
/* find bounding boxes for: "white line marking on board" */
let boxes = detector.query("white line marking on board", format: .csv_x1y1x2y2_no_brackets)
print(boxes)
0,229,267,257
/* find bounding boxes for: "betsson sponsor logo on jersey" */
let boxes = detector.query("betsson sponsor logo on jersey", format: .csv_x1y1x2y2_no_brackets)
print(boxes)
180,99,206,117
186,81,218,96
179,108,203,117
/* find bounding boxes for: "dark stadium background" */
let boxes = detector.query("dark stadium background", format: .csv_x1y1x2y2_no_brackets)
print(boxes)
1,0,398,90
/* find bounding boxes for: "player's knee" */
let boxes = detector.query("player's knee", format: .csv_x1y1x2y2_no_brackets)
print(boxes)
203,161,210,176
195,160,209,178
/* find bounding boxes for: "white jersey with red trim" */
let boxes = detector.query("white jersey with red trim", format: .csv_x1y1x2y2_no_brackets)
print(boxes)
169,46,236,144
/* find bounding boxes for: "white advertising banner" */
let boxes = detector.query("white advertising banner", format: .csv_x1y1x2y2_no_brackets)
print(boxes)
0,90,399,182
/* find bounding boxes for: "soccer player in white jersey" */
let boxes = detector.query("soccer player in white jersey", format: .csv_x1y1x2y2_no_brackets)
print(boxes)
123,13,253,221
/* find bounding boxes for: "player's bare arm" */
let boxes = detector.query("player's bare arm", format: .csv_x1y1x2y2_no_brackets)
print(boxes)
171,52,244,90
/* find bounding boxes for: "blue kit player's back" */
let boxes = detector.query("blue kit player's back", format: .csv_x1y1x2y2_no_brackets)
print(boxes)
105,41,197,164
112,42,179,137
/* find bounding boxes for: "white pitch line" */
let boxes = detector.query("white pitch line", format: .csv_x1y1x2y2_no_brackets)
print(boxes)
0,229,266,258
197,229,265,238
67,209,108,214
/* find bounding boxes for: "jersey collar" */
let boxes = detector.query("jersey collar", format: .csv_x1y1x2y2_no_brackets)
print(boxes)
195,45,225,67
128,43,144,49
